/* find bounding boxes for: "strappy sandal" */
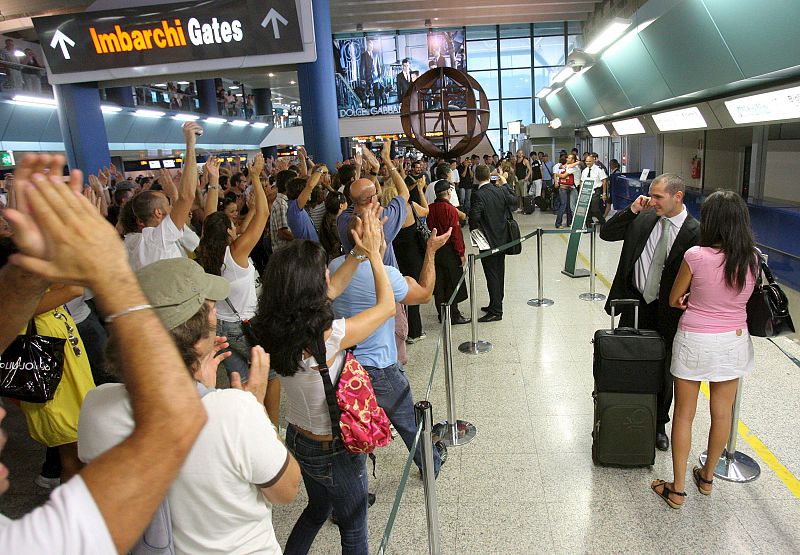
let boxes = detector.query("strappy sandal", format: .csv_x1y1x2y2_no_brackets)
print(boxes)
651,480,686,509
692,466,713,495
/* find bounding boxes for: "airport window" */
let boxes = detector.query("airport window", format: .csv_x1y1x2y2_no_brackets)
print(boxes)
534,22,566,37
534,67,562,94
499,24,531,39
534,98,546,124
499,38,532,69
488,99,499,129
501,98,533,131
567,34,584,53
466,40,498,71
466,26,498,40
486,129,501,154
500,68,533,98
469,69,499,99
533,35,566,67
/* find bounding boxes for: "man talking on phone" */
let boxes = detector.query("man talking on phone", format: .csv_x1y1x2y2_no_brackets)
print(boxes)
600,174,700,451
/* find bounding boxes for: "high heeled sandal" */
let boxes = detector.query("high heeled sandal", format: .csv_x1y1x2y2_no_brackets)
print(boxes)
651,480,687,509
692,466,713,495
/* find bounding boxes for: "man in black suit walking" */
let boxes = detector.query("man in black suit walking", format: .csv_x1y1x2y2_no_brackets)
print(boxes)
600,173,700,451
469,164,517,322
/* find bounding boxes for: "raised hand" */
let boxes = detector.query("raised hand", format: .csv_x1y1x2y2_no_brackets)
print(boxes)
205,156,220,182
196,336,231,388
351,201,384,258
381,139,392,163
426,227,452,253
361,145,380,172
249,153,265,177
230,346,269,405
4,165,130,286
182,121,203,148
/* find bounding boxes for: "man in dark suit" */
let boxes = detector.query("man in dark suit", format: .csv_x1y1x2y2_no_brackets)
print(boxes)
396,58,412,101
469,164,517,322
600,173,700,451
359,38,383,108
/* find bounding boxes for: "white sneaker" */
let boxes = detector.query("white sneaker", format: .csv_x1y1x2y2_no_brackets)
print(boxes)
35,474,60,490
405,334,427,344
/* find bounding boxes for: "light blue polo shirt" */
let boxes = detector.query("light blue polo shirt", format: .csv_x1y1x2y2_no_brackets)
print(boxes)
329,255,409,368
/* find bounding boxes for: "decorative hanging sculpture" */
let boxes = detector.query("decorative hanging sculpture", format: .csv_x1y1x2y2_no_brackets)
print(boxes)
400,67,490,158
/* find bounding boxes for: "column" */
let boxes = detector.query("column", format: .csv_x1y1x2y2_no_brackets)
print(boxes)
196,78,218,116
254,88,273,118
104,86,135,108
749,125,768,201
54,83,111,177
340,137,351,160
296,0,341,168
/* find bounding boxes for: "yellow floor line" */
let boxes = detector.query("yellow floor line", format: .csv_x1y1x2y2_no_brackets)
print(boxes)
555,234,800,497
558,234,613,289
699,382,800,499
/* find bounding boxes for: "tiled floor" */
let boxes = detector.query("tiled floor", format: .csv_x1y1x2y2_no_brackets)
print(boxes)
2,209,800,554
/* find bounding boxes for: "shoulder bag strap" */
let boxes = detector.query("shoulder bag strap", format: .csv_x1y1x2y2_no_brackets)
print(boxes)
312,334,343,440
409,198,422,224
26,317,37,337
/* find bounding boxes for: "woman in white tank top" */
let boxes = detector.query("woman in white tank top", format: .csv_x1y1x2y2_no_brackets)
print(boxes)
195,154,281,423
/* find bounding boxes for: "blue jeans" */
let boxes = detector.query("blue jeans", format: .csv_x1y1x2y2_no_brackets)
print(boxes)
363,362,441,473
459,188,472,215
555,188,578,227
284,425,369,555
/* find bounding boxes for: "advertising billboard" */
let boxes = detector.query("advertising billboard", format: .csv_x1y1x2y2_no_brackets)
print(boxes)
334,29,465,118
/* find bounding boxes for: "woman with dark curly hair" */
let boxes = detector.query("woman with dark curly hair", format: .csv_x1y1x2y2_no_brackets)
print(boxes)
250,205,393,555
194,154,281,423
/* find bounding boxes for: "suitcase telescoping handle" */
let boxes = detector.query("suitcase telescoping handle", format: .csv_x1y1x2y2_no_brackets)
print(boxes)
610,299,639,331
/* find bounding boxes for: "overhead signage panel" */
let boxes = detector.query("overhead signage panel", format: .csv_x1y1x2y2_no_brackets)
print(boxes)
33,0,315,84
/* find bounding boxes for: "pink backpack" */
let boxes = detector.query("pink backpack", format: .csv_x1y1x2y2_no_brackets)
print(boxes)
314,337,391,453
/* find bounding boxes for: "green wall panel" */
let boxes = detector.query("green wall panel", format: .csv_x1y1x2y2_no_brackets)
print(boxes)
566,72,605,120
601,32,673,108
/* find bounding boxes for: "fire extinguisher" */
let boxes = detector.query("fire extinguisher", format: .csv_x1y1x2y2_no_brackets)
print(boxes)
691,156,702,179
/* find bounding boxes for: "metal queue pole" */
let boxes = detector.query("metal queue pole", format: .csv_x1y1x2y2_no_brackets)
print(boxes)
458,253,493,354
433,304,477,447
579,223,607,302
528,228,554,307
698,379,760,482
415,401,442,555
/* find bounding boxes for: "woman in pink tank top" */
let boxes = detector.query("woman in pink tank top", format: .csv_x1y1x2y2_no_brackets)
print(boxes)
651,190,758,509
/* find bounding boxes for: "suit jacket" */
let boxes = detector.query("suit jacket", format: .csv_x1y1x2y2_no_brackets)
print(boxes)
360,52,381,84
600,206,700,340
469,182,517,249
397,71,412,99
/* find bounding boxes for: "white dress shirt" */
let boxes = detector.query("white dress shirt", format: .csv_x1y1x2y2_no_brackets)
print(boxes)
634,206,688,295
581,165,608,190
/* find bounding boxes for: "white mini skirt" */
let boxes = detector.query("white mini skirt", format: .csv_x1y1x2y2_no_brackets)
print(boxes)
671,329,755,382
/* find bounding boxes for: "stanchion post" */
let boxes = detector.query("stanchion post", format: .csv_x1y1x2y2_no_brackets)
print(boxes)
415,401,442,555
458,254,492,355
579,223,607,302
699,379,760,482
433,304,477,447
528,228,554,307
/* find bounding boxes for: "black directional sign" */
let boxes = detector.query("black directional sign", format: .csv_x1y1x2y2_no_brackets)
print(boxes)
33,0,312,83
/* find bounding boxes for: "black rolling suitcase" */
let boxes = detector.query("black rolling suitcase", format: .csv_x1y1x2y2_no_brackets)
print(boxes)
522,195,535,214
591,299,664,467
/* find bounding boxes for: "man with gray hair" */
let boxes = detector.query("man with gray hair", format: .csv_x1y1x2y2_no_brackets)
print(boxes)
600,173,700,451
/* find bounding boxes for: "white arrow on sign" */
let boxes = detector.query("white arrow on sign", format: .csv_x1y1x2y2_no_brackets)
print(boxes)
261,8,289,39
50,30,76,60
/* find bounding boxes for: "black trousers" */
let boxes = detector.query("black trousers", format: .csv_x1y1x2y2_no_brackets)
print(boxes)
618,295,674,431
407,304,423,339
480,252,506,316
587,190,607,225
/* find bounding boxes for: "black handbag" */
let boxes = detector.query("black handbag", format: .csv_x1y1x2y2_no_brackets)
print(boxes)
0,318,66,402
746,257,795,337
410,201,431,252
505,214,522,256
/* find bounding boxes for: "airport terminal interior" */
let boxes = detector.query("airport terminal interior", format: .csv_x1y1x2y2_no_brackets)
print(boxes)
1,0,800,553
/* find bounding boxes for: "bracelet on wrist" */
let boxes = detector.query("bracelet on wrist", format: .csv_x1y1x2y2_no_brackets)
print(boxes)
104,304,153,324
348,248,368,261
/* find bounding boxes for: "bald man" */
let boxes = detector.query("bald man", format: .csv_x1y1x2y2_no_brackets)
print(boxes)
338,141,410,268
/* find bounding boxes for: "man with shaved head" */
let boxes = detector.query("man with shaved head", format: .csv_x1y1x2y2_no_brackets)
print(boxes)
338,140,410,268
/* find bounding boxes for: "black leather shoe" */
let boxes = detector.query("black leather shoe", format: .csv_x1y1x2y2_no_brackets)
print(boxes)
478,313,502,323
480,306,490,312
656,432,669,451
451,315,471,325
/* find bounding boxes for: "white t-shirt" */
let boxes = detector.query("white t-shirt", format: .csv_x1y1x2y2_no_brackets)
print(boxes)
180,226,201,254
280,318,347,435
581,165,608,189
65,294,92,325
0,475,115,554
216,246,259,322
124,215,185,271
78,384,288,555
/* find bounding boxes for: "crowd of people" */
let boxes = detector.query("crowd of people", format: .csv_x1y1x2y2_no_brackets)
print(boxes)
0,121,759,554
0,124,531,553
0,39,44,94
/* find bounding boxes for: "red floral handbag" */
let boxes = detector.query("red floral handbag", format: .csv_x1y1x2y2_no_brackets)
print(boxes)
314,336,392,454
